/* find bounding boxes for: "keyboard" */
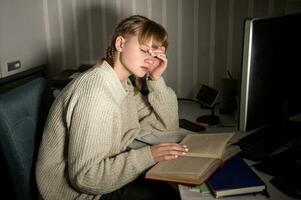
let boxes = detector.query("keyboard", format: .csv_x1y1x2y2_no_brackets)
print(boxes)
238,121,301,161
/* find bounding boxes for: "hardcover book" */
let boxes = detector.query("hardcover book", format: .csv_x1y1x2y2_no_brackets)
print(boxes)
207,155,267,198
145,132,240,185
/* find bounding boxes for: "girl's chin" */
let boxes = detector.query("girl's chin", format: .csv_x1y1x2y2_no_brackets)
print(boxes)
133,71,147,78
135,73,146,78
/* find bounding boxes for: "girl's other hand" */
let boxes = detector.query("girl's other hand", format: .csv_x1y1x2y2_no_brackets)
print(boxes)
150,143,189,163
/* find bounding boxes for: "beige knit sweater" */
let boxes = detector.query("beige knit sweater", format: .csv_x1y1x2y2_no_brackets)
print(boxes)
36,61,179,200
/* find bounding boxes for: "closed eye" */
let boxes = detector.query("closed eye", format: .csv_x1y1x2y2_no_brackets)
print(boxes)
140,48,148,54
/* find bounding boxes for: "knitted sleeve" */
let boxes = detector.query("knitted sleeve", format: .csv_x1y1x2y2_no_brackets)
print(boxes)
66,80,155,195
137,77,179,131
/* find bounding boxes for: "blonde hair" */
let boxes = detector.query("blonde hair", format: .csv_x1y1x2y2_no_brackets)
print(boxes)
98,15,168,92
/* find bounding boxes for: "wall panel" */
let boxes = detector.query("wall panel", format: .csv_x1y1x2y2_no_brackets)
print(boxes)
215,0,229,90
181,0,194,97
165,0,178,93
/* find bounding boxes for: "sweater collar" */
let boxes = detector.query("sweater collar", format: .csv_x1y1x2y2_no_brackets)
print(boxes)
99,61,127,104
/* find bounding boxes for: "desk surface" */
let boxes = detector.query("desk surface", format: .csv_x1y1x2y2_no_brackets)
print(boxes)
177,100,299,200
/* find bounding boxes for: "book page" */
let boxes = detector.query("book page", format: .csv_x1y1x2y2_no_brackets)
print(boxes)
220,145,241,161
147,156,216,178
180,133,235,158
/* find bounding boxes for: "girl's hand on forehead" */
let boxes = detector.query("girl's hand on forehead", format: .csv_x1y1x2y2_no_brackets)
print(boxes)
147,46,168,80
148,46,165,55
140,46,165,56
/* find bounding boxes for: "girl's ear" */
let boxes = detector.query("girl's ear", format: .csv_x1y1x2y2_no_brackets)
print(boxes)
115,36,125,52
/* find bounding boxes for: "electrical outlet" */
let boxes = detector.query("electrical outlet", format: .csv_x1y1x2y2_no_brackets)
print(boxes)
7,60,21,72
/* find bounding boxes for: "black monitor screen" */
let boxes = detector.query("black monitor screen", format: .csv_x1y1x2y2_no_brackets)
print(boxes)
239,13,301,132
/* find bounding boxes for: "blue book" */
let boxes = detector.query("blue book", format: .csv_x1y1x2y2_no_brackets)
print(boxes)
207,155,267,198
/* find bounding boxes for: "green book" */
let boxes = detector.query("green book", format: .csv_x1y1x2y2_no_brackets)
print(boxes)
188,183,211,194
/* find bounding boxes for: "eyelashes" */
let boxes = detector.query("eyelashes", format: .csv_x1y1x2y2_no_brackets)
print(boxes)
140,48,148,54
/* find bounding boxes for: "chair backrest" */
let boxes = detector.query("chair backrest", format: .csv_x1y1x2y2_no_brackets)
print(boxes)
0,77,54,200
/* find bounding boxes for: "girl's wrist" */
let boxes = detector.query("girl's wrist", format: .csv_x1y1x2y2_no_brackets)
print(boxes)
149,74,161,81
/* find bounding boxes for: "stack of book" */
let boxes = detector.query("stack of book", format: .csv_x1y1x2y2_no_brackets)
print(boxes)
179,155,267,199
207,155,267,198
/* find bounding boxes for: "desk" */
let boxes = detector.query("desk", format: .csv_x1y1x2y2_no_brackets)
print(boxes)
177,100,299,200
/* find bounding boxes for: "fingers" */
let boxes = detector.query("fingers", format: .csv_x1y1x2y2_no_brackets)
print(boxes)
156,146,187,157
148,50,167,71
147,47,166,57
150,143,189,163
146,47,168,80
156,53,167,63
151,46,165,53
148,49,167,60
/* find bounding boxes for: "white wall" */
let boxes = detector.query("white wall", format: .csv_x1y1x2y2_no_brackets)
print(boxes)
0,0,47,78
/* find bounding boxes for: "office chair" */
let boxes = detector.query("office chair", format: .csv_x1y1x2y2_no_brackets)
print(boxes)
0,77,54,200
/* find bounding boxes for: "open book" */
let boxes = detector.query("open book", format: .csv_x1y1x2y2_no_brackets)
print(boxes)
145,132,240,185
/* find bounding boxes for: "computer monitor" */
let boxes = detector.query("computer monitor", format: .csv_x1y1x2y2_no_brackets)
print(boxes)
239,13,301,132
